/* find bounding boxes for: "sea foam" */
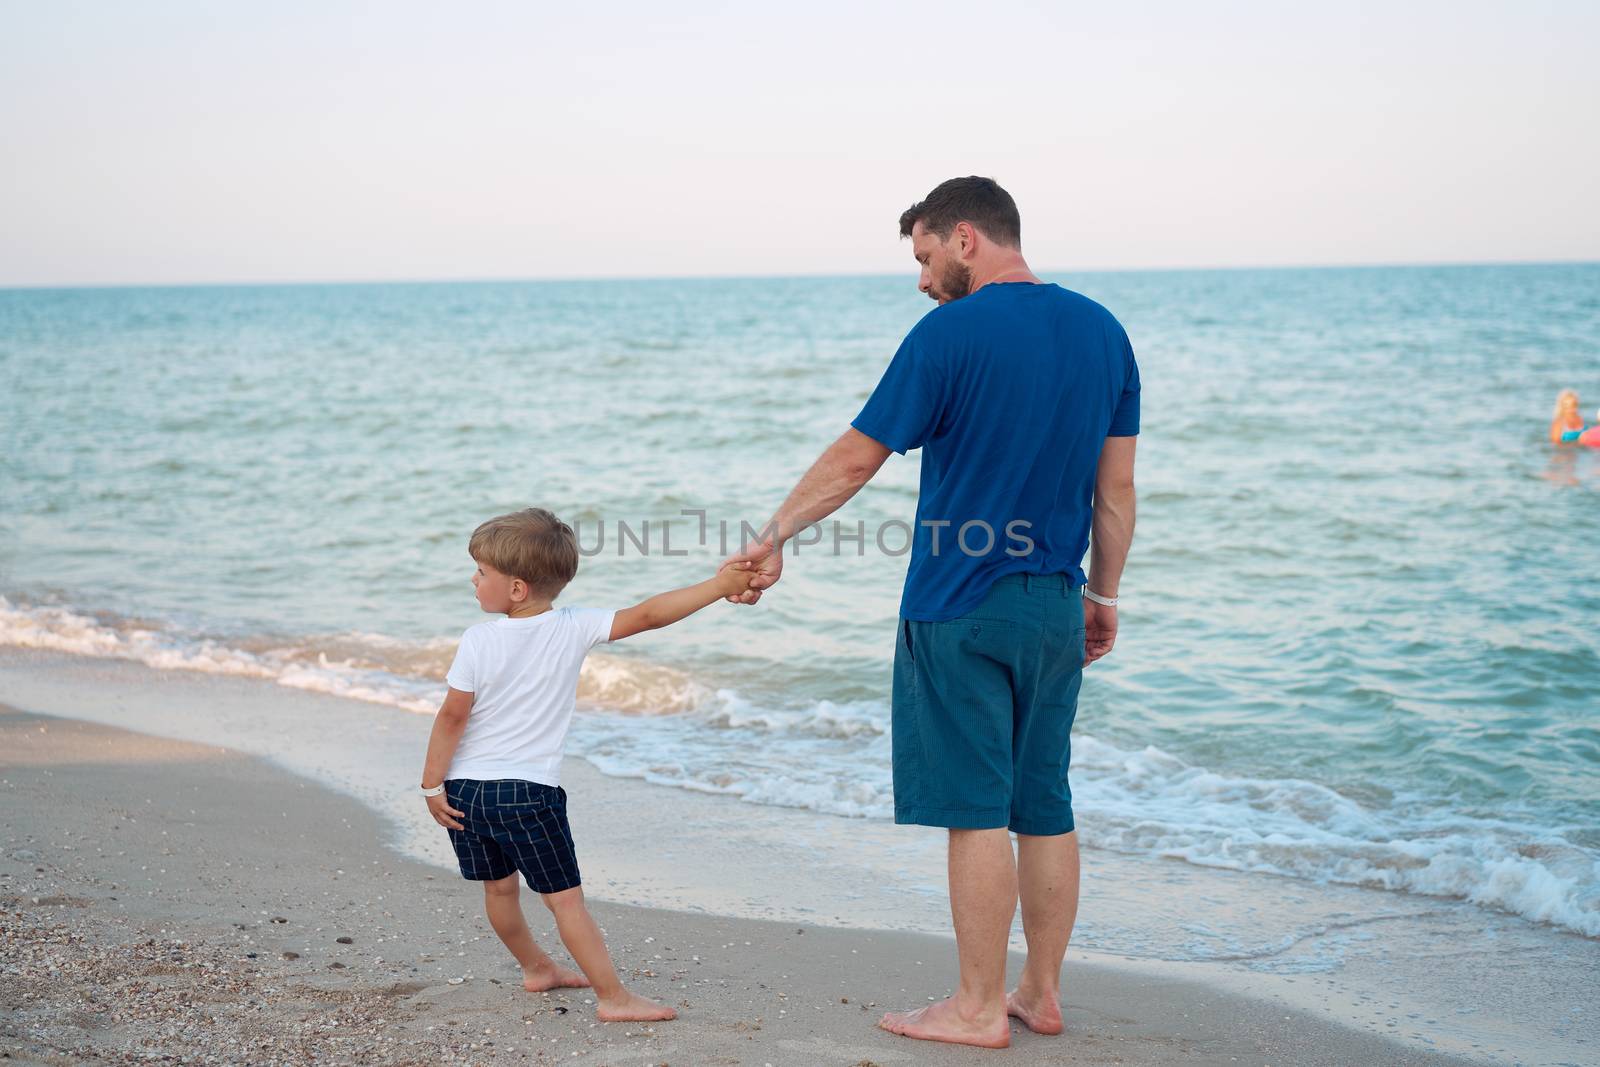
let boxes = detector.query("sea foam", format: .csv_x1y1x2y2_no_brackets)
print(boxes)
3,595,1596,938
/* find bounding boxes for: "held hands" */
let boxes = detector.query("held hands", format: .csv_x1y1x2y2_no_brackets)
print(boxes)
426,791,466,831
716,559,758,599
1083,600,1118,666
719,539,780,605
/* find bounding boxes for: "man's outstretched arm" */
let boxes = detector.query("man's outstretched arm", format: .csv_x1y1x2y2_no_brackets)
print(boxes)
723,428,892,603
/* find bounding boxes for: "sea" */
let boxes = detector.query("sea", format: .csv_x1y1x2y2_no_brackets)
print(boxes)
3,264,1598,946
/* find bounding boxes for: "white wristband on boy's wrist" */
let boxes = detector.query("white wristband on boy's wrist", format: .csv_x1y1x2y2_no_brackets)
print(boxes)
420,783,445,797
1083,588,1119,607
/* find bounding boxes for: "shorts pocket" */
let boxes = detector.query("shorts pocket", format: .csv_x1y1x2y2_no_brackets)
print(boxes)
927,617,1023,655
498,795,551,813
492,799,555,839
895,618,920,702
490,782,553,811
951,614,1025,628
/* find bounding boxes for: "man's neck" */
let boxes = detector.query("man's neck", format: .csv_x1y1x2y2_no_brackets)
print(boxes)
972,258,1041,292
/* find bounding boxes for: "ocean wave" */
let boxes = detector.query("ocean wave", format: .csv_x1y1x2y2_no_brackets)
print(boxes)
1069,735,1600,938
3,594,1596,937
0,597,441,713
577,654,705,715
574,743,895,820
695,691,886,739
567,718,1600,938
0,596,704,719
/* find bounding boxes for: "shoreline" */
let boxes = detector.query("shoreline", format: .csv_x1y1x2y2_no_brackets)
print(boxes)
2,647,1594,1063
7,591,1596,944
1,705,1488,1066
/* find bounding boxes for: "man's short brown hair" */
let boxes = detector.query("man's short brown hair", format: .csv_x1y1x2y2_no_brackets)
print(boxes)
898,176,1021,249
468,508,579,596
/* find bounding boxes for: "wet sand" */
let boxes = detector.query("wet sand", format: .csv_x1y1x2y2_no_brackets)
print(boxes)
0,704,1498,1066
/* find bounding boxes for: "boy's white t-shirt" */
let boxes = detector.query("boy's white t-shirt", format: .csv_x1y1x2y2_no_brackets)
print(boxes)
444,607,615,786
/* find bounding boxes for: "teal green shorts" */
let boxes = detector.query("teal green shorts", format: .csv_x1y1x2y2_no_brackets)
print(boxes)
892,573,1085,836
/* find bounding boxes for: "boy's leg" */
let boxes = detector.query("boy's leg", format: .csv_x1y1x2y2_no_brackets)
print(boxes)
541,886,675,1022
480,873,589,992
483,782,671,1021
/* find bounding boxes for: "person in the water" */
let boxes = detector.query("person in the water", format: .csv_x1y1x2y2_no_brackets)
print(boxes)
1551,389,1585,444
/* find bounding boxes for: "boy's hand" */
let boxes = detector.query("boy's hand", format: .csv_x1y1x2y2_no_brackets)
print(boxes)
717,560,756,597
426,791,466,830
721,539,778,604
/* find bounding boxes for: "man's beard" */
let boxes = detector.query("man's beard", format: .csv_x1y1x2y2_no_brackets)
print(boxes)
931,260,974,304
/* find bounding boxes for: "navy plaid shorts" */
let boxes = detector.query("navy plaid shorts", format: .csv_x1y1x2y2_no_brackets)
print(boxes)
444,779,581,894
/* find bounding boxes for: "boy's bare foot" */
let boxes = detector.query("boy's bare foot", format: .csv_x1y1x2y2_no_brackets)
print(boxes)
1006,986,1064,1035
596,989,677,1022
877,996,1010,1048
523,964,590,992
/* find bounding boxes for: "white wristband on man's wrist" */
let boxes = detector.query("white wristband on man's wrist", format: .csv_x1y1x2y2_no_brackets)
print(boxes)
1083,588,1119,607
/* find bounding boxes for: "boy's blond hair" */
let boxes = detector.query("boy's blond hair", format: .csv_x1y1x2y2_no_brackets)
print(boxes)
469,508,579,596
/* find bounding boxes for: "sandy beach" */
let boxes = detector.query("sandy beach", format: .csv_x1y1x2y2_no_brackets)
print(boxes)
6,4,1600,1061
2,690,1518,1067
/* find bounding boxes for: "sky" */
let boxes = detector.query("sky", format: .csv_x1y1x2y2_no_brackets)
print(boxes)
1,0,1597,286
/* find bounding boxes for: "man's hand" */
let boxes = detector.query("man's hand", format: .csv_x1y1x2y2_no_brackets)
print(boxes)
720,539,779,605
1083,601,1118,666
426,791,465,830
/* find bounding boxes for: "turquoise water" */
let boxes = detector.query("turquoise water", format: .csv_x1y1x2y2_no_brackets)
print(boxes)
3,265,1598,936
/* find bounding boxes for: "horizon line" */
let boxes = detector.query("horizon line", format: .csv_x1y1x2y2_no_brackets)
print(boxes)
2,255,1597,293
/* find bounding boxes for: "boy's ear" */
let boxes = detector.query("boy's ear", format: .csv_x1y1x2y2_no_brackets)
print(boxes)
509,577,528,601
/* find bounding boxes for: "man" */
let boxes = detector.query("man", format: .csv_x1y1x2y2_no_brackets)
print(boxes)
724,176,1139,1049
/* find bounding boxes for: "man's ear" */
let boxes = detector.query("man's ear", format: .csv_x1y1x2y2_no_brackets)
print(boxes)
954,221,978,259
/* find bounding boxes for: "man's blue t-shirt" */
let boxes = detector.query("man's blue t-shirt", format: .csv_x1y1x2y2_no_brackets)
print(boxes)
852,282,1140,622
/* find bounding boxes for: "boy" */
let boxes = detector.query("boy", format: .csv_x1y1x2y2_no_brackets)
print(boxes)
419,507,755,1022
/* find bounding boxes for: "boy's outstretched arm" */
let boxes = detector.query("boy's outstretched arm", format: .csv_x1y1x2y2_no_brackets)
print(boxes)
421,687,474,829
609,561,756,642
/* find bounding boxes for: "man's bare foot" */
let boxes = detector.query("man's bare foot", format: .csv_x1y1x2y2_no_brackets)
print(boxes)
1006,986,1064,1035
877,996,1010,1049
522,964,590,993
596,989,676,1022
